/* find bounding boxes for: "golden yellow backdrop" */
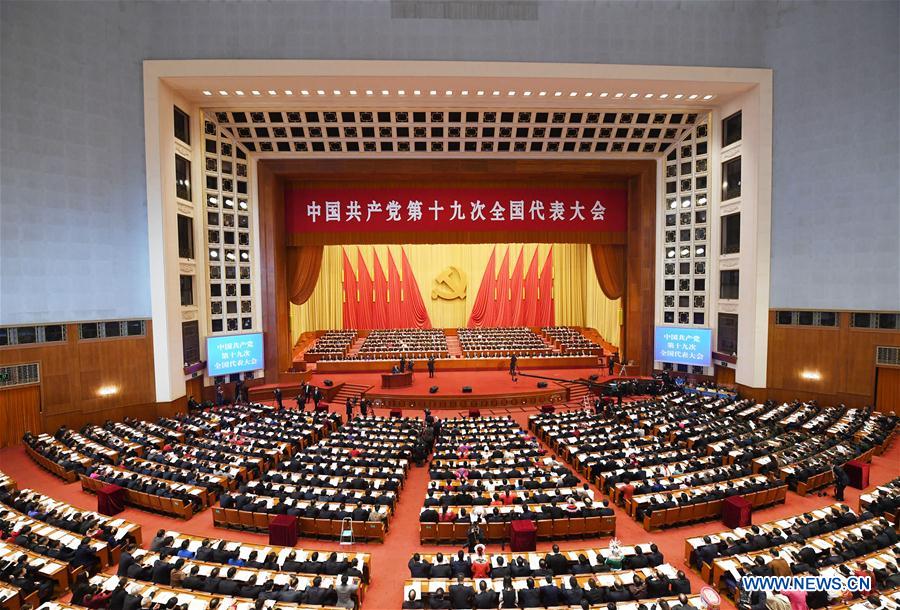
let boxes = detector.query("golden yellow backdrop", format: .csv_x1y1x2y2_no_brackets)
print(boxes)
290,243,621,344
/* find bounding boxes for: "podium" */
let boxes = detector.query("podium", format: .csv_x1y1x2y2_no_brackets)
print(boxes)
269,514,298,546
509,519,537,551
721,496,751,528
844,460,870,489
390,409,403,418
381,371,413,388
468,409,481,418
97,484,125,516
540,405,555,414
314,403,329,413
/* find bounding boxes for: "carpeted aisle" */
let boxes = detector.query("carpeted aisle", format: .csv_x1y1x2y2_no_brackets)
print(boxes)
0,413,897,610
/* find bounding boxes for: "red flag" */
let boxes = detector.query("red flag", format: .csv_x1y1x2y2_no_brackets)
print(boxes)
356,248,373,330
372,250,389,329
508,248,525,326
387,249,403,328
341,247,358,329
522,248,540,326
467,247,497,328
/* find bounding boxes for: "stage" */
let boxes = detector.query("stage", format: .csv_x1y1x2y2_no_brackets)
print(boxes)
309,366,612,410
309,354,599,373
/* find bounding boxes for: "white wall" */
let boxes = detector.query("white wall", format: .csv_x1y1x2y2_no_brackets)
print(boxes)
1,1,897,324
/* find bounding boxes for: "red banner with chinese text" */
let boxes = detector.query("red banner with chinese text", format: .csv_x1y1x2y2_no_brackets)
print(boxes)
285,187,626,233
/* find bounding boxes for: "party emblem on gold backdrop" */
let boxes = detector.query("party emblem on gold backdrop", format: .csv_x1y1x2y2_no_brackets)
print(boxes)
432,266,467,300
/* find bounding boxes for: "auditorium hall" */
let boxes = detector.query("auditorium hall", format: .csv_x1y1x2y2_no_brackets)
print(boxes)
0,2,898,610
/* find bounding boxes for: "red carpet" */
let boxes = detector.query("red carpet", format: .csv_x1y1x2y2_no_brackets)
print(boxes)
311,367,608,397
0,404,897,610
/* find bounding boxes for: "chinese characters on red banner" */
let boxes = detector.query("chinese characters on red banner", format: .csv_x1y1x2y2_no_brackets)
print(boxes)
285,187,627,233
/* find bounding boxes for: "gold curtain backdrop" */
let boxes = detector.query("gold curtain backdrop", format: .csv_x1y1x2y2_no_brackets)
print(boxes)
290,243,621,345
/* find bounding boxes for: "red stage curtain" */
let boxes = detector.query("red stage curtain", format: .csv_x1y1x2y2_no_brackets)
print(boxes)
287,245,324,305
522,249,540,326
467,247,496,328
341,248,358,329
387,250,403,328
538,247,555,326
401,249,432,328
590,244,626,300
508,249,525,326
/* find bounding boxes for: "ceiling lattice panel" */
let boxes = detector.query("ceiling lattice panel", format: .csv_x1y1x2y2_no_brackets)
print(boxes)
207,108,706,156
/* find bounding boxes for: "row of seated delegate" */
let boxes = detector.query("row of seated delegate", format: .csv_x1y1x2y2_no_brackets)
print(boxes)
528,392,897,530
20,405,341,520
420,416,615,543
216,415,431,539
142,530,370,583
457,327,551,357
539,326,604,354
357,329,448,355
0,472,141,608
403,542,692,610
306,331,358,357
860,477,900,525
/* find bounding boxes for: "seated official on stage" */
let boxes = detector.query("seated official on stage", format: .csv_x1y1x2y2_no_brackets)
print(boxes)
306,330,358,359
540,326,605,355
457,327,552,358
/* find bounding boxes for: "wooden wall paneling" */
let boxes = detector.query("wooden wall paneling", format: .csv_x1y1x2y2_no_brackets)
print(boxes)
759,311,900,407
875,367,900,414
0,385,42,448
0,322,162,433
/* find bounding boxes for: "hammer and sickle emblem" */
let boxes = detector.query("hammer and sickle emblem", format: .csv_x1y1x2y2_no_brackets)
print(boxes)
432,266,467,300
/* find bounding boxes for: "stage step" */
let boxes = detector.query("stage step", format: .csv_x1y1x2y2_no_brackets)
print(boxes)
445,336,463,358
331,383,372,404
559,380,592,405
345,337,367,357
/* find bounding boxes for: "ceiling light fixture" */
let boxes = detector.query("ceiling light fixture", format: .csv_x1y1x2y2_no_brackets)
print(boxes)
235,90,245,96
218,90,228,96
445,90,453,96
397,90,405,96
332,90,341,95
659,93,669,99
202,90,212,96
508,91,516,96
553,91,562,96
365,90,374,96
614,93,624,98
349,90,357,96
523,91,532,96
644,93,653,98
460,90,469,96
268,90,277,96
476,90,485,96
584,92,593,97
688,94,699,100
413,90,421,96
800,371,822,381
673,94,684,99
284,90,293,95
381,90,389,95
703,94,714,100
569,91,578,97
429,90,437,96
599,92,608,98
251,90,261,96
629,93,639,98
492,90,501,96
316,90,325,95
